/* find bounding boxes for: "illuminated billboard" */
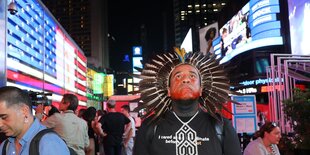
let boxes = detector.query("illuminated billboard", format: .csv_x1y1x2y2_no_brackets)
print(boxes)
199,22,219,55
288,0,310,55
87,69,105,94
104,74,114,97
5,0,87,105
213,0,283,63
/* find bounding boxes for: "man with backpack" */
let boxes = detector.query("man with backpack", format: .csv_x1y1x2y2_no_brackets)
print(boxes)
133,48,242,155
0,86,70,155
36,94,89,155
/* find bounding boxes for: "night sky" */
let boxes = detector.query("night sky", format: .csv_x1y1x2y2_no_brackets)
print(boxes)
108,0,174,72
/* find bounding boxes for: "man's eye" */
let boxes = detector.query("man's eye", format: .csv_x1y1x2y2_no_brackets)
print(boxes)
190,75,196,78
0,116,7,120
176,75,182,79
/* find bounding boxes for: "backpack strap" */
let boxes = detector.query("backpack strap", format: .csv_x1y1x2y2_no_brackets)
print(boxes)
1,139,9,155
212,113,225,155
29,128,55,155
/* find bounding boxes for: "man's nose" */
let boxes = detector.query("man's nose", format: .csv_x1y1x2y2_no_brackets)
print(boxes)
182,76,190,83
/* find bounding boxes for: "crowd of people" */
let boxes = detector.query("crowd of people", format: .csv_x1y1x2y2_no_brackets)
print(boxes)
0,49,285,155
0,86,135,155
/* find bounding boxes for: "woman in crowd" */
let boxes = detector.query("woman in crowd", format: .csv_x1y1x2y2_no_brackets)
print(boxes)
243,121,281,155
82,107,97,155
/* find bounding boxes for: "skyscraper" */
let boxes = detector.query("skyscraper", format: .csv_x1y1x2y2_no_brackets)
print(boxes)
42,0,109,69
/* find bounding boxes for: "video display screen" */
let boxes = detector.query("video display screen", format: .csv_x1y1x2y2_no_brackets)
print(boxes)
213,0,283,64
288,0,310,55
6,0,87,104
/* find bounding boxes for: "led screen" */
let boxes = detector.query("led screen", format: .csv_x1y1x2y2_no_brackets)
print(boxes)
213,0,283,63
288,0,310,55
6,0,87,105
132,56,143,84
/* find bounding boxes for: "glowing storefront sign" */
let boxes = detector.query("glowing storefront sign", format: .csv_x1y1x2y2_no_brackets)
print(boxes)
239,77,283,86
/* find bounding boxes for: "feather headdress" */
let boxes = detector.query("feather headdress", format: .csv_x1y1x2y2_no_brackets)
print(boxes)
132,48,236,122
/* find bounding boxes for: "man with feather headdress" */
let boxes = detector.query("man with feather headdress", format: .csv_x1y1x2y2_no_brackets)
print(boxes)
132,48,241,155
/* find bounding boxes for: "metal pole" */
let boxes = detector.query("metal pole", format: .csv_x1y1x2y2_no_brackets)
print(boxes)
42,9,45,92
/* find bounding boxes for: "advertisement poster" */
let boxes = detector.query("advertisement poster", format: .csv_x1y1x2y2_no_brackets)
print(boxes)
231,95,258,134
199,22,219,55
234,116,257,133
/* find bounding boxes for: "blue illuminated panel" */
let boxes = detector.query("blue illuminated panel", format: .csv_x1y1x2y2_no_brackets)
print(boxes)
213,0,283,64
7,0,57,77
6,0,88,104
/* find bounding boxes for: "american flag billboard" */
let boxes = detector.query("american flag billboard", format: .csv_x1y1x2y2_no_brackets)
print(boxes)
5,0,87,106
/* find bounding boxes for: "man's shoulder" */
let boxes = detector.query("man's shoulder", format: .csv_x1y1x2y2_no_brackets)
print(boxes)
105,112,127,119
37,129,70,154
61,112,87,126
73,115,88,125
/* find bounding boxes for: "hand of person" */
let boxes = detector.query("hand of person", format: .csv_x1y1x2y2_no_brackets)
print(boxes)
123,142,128,148
35,104,44,114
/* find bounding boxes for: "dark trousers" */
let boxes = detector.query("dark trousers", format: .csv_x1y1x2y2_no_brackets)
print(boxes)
104,144,122,155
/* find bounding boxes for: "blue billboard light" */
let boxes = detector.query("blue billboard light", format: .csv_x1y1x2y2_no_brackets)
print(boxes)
133,46,142,56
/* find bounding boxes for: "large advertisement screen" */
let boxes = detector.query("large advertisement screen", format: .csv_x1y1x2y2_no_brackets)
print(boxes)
288,0,310,55
6,0,87,105
199,22,219,55
213,0,283,64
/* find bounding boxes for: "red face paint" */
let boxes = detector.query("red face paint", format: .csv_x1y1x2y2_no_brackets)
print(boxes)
168,64,201,100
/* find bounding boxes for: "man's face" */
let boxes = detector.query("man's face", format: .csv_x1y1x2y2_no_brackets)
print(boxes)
121,108,127,115
0,101,25,137
168,64,202,100
59,98,69,111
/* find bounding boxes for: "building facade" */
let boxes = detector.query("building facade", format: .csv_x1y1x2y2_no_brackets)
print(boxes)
42,0,109,68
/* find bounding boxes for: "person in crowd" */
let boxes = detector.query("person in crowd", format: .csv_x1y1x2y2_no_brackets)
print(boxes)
35,93,89,155
120,105,135,155
82,107,97,155
36,104,60,120
78,108,87,118
96,110,106,121
243,122,281,155
95,110,106,155
94,100,130,155
220,27,230,57
0,86,70,154
133,48,242,155
257,110,266,128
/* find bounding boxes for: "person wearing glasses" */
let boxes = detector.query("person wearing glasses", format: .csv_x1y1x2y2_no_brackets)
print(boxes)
243,122,281,155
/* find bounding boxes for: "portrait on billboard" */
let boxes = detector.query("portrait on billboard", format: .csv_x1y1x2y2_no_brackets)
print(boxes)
199,22,218,55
